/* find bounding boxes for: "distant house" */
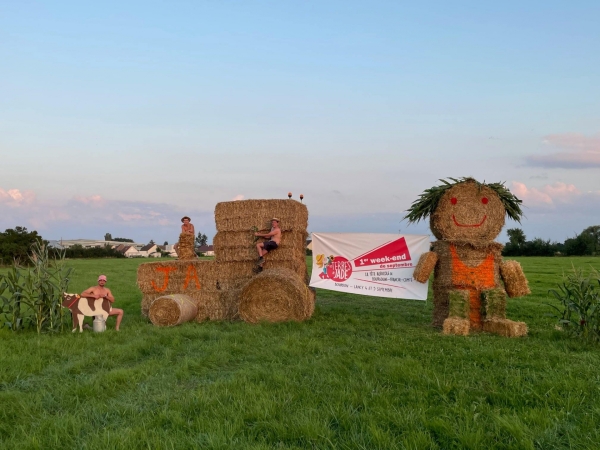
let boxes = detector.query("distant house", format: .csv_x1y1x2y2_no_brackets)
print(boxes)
117,245,141,258
140,243,160,257
197,245,215,256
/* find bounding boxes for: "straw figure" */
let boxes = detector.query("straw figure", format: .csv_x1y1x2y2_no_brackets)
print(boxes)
405,177,530,337
137,199,314,325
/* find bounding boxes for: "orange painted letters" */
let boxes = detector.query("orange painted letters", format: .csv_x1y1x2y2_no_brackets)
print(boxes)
151,266,177,292
183,264,201,290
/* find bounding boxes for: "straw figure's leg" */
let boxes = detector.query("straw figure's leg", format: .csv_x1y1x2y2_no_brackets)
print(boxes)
481,288,528,337
442,290,471,336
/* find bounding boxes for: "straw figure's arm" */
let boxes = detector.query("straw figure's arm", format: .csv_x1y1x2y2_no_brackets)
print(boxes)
413,251,438,283
499,260,531,298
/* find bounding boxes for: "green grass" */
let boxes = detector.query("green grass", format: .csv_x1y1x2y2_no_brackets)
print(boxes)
1,257,600,449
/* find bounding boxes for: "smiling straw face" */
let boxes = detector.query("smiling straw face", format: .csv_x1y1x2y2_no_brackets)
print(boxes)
431,181,505,242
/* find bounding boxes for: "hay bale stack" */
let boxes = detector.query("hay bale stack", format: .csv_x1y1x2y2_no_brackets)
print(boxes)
177,232,197,260
149,294,198,326
214,199,308,233
213,230,307,263
238,268,314,324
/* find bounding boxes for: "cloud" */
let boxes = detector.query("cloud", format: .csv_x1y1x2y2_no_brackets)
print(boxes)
73,195,105,206
525,133,600,169
232,195,244,201
0,188,36,207
511,181,581,207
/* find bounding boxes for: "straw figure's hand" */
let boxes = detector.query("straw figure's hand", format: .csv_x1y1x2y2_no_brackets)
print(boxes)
499,260,531,298
413,251,438,283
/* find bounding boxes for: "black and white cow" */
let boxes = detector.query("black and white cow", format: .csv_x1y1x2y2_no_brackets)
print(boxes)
62,293,112,332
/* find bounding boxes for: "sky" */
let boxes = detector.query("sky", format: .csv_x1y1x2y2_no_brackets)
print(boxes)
1,0,599,245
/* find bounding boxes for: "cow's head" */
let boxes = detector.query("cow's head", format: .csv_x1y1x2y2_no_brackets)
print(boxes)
62,292,81,308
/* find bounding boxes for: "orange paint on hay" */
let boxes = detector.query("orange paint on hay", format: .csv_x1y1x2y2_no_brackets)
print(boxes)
183,264,201,290
450,245,496,329
151,266,178,292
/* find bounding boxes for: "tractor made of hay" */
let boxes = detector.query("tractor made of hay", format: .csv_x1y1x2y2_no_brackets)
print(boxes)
137,199,315,326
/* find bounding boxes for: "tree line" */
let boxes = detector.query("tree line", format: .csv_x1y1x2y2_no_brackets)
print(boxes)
503,226,600,257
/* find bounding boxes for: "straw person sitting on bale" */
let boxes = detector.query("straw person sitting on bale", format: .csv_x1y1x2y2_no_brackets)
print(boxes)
255,218,282,267
81,275,123,331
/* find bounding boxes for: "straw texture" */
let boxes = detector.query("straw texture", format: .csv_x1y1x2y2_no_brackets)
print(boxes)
413,251,438,283
149,294,198,326
238,268,314,324
442,317,470,336
500,260,531,297
483,318,528,337
177,232,197,260
214,199,308,232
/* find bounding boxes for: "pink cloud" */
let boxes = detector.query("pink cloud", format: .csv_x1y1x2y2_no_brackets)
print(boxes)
0,188,36,207
73,195,105,206
526,133,600,169
232,194,245,201
511,181,581,207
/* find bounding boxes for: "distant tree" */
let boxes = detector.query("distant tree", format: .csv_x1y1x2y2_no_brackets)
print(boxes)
580,225,600,255
113,237,134,243
104,233,113,241
149,239,155,245
507,228,526,247
0,227,46,265
196,232,208,248
164,241,168,246
503,228,527,256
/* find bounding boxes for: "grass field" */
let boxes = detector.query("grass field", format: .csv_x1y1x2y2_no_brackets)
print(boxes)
1,256,600,449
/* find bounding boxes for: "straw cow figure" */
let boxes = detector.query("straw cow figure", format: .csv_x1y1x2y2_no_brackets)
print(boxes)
137,199,314,326
405,177,530,337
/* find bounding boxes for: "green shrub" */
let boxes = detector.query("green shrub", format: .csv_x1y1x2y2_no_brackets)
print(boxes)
0,242,73,333
548,267,600,342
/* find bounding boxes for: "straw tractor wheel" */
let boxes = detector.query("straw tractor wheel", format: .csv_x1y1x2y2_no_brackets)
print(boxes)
238,268,314,324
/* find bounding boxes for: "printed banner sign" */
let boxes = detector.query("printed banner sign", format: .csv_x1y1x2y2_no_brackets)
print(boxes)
309,233,430,300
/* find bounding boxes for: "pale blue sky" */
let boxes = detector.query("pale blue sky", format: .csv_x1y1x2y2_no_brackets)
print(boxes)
1,1,599,244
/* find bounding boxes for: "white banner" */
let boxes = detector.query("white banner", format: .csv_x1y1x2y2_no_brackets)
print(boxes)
309,233,430,300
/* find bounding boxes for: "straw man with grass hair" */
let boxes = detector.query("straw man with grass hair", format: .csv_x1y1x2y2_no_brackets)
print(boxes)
255,218,282,267
405,177,531,337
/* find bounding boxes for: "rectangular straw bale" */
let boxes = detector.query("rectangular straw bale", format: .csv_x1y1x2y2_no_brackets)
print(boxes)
500,260,531,297
214,246,306,263
214,199,308,232
442,317,470,335
483,318,528,337
137,260,219,295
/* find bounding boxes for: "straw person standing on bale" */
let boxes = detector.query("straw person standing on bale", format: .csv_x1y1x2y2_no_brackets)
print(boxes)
81,275,124,331
255,218,281,267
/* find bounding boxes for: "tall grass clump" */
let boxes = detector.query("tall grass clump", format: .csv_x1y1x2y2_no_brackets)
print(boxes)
548,267,600,342
0,241,73,333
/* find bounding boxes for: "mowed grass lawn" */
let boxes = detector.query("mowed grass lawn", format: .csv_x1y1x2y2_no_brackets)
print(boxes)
1,257,600,449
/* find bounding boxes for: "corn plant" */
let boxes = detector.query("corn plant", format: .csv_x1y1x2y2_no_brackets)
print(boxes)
0,242,73,333
547,267,600,342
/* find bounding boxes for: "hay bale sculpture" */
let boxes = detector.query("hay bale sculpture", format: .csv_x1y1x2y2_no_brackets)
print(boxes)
405,177,530,337
137,199,314,325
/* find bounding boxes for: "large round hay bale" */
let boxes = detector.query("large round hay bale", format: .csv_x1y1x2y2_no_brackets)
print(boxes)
149,294,198,326
239,268,314,323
